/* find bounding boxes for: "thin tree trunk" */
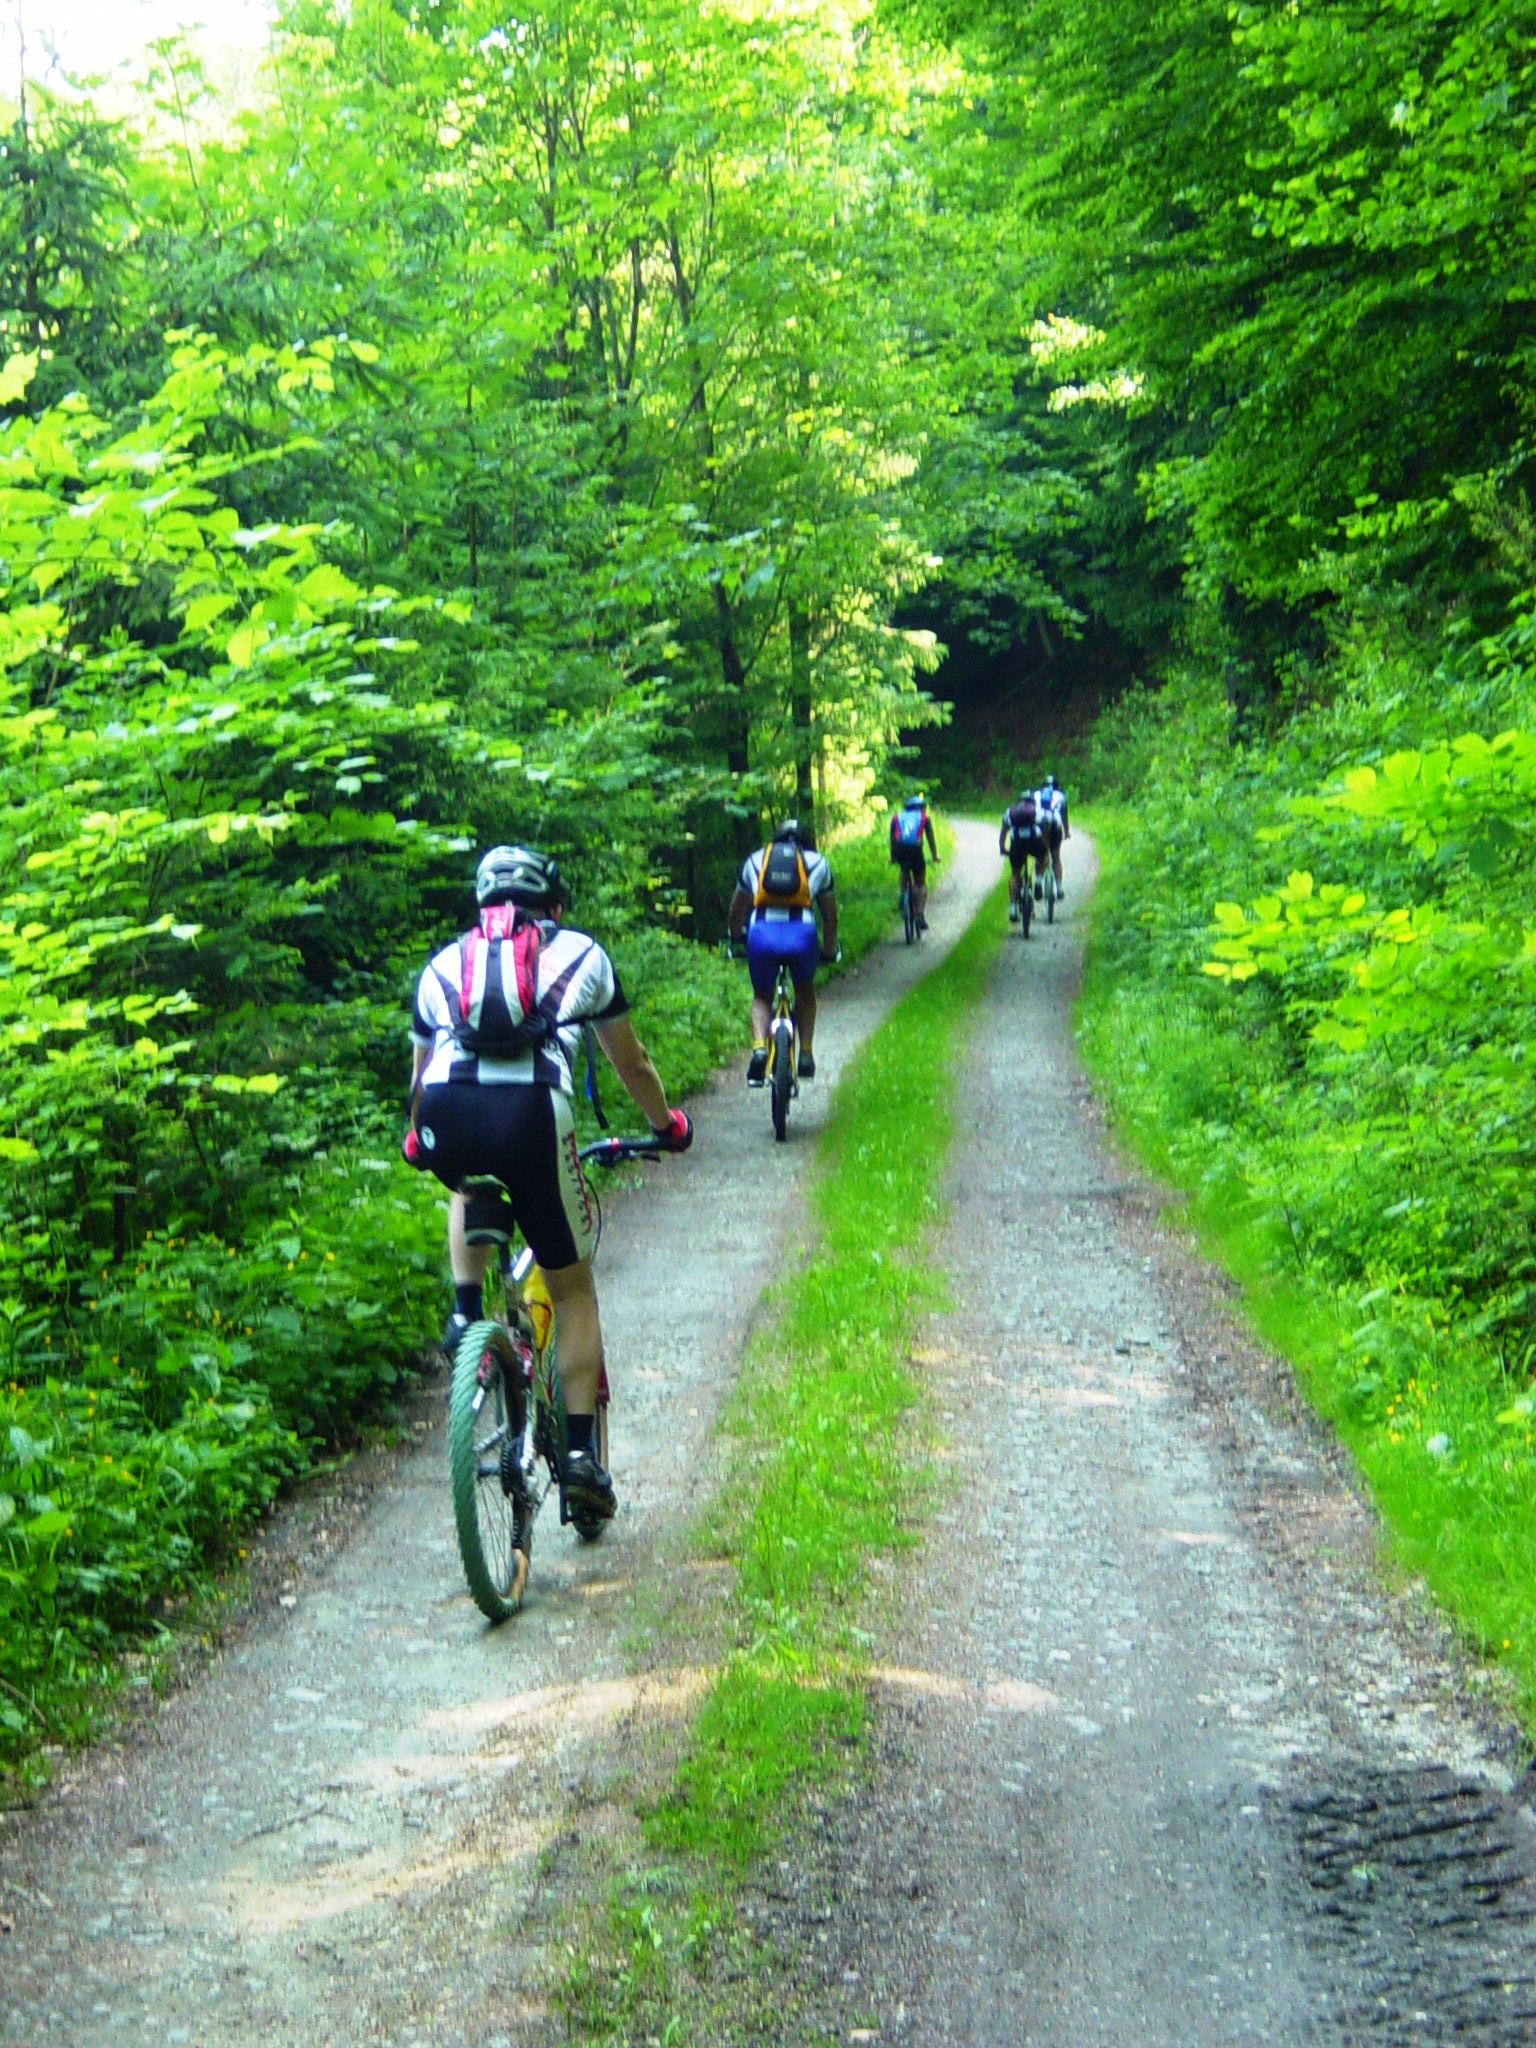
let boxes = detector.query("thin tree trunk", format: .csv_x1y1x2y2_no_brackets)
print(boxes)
789,600,815,834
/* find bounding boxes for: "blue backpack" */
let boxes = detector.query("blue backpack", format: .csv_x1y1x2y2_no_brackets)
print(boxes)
894,807,925,849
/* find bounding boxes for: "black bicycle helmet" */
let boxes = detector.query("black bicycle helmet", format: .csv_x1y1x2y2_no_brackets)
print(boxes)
474,843,567,913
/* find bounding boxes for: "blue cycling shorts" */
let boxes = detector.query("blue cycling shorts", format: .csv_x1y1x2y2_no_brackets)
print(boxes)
747,916,821,997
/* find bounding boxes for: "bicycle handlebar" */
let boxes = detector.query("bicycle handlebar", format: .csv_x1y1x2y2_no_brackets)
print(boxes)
578,1134,667,1168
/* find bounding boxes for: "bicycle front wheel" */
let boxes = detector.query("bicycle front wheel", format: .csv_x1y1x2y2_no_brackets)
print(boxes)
770,1020,794,1141
448,1320,531,1622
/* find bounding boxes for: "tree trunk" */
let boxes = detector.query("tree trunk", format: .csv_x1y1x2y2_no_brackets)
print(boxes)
788,600,815,835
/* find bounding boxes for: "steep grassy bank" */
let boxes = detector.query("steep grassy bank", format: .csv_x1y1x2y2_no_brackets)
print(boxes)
1075,655,1536,1724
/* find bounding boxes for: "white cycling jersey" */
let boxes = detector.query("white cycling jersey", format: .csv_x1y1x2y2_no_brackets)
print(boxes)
411,922,628,1093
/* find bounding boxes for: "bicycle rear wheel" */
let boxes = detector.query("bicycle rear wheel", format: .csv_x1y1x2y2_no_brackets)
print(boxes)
901,882,916,944
770,1018,794,1141
448,1320,531,1622
1020,883,1033,938
1046,872,1056,924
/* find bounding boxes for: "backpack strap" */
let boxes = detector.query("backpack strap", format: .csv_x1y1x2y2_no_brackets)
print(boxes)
582,1021,610,1130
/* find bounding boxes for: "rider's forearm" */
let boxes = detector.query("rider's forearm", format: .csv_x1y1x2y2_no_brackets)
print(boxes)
620,1050,670,1130
820,900,838,955
595,1018,671,1129
727,887,751,940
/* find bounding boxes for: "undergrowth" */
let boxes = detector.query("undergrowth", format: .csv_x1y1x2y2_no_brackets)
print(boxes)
1076,650,1536,1727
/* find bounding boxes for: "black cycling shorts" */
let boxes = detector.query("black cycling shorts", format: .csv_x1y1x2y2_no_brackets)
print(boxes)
1043,820,1063,852
1008,838,1045,871
893,849,927,884
415,1081,595,1270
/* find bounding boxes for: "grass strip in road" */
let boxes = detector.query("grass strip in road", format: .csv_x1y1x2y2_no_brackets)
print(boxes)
560,866,1008,2039
653,868,1006,1862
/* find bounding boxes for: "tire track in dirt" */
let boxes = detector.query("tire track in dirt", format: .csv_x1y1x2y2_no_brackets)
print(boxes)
0,826,1001,2048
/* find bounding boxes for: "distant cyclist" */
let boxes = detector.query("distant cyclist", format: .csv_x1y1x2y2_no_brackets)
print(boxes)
999,788,1047,922
1036,773,1070,896
889,792,939,930
727,819,837,1086
404,844,693,1526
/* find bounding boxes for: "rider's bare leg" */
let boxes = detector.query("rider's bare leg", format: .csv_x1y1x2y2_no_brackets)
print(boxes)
447,1192,494,1288
793,978,818,1053
1007,867,1021,913
750,993,771,1042
914,879,929,919
543,1257,603,1415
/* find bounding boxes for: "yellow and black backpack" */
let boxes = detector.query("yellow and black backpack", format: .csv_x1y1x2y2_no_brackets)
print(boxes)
753,838,812,910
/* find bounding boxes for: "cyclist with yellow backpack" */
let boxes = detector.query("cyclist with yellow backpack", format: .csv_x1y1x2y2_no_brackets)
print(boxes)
727,819,838,1086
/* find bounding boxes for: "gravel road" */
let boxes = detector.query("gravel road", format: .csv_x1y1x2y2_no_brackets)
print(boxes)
752,832,1536,2047
8,822,1536,2048
0,828,1000,2048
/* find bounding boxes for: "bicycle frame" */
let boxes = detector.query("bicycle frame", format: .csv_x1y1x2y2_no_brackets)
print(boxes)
449,1133,665,1621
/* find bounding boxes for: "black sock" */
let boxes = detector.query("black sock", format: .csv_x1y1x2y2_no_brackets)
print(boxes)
454,1283,482,1321
566,1413,594,1454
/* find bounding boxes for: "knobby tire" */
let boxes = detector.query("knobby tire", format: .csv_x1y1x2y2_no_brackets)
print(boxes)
448,1320,530,1623
771,1020,793,1142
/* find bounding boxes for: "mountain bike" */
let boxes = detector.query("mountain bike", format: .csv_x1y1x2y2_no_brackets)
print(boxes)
764,960,799,1142
447,1133,666,1623
724,938,814,1143
1012,860,1034,938
898,866,919,944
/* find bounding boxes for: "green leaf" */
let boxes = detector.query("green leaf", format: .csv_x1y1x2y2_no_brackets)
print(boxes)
0,351,39,404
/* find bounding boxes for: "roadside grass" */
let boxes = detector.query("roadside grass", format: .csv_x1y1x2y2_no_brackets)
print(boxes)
557,861,1007,2039
1079,802,1536,1723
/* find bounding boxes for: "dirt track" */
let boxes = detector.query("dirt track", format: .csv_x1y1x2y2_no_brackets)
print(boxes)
0,829,1000,2048
6,823,1536,2047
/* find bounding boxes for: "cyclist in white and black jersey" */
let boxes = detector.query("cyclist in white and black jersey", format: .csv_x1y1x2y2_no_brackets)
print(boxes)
1036,773,1070,896
405,844,692,1524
